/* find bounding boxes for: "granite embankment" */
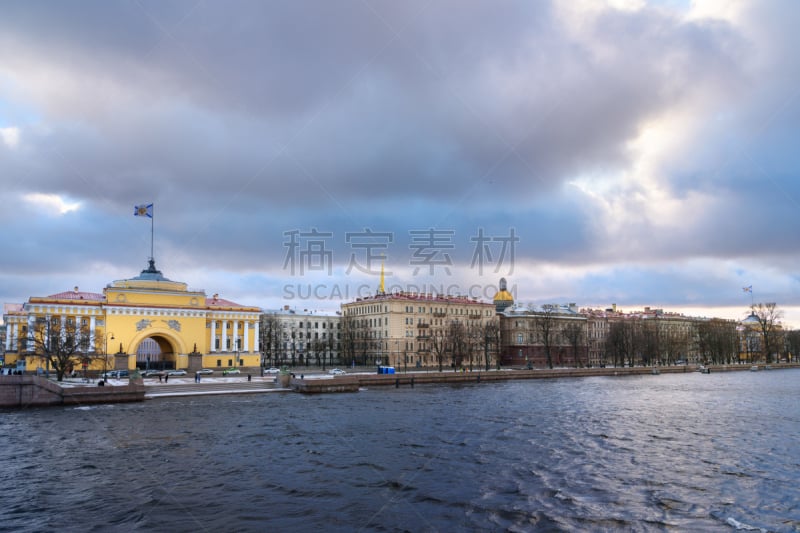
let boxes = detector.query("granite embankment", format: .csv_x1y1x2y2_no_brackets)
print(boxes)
4,364,798,405
290,363,800,393
0,375,145,407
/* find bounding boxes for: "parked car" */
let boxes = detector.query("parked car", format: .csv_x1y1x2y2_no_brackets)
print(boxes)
222,368,241,376
102,370,129,379
328,368,346,376
264,367,280,374
167,369,187,376
141,369,164,377
198,368,214,375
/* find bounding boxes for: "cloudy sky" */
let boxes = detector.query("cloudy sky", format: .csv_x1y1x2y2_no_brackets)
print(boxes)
1,0,798,326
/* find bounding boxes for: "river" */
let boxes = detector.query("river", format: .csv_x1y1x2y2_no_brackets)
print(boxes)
1,369,798,532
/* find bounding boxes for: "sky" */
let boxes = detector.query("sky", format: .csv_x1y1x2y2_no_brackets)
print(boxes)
1,0,799,327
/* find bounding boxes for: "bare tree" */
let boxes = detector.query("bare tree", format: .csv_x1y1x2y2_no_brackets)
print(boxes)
751,303,783,363
445,320,468,369
784,330,800,363
697,319,739,364
561,321,586,368
339,315,358,367
606,320,640,367
639,320,660,366
27,317,102,381
533,306,558,369
660,323,692,365
430,326,448,372
260,314,283,368
482,320,501,371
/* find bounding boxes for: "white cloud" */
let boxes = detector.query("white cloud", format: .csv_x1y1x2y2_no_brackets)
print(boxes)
0,126,20,148
22,193,81,215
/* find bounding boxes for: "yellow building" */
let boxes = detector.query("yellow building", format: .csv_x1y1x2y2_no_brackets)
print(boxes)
2,260,261,374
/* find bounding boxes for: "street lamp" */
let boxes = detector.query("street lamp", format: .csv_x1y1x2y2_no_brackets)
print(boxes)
104,332,115,378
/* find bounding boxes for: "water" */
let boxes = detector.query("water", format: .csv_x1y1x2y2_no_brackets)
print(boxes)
1,370,799,532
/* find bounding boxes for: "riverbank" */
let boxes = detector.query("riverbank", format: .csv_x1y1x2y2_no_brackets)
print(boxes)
0,374,145,407
290,362,800,393
3,363,798,406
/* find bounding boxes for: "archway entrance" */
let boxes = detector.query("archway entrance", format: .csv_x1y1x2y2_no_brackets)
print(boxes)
135,335,177,371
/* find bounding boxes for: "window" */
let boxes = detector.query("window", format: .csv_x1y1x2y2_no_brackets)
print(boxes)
517,334,523,344
217,359,222,367
228,359,233,366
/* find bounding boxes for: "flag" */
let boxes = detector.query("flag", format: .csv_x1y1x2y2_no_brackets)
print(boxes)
743,285,752,293
134,203,153,218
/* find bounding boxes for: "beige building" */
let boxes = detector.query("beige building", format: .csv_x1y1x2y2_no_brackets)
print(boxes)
341,290,497,370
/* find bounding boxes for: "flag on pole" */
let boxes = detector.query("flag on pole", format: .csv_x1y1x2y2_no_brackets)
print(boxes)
743,285,752,293
134,203,153,218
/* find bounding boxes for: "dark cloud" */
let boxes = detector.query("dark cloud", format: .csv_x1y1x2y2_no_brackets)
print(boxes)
1,1,799,320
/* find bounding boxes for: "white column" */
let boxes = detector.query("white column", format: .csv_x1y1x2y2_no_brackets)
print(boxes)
243,321,250,352
6,323,14,351
75,315,81,350
252,321,259,354
89,316,96,355
27,315,35,352
222,320,228,351
211,319,217,352
233,322,239,352
61,315,67,343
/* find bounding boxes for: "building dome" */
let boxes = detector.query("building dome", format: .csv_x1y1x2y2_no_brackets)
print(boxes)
493,277,514,312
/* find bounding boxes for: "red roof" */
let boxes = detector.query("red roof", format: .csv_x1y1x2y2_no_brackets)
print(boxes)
207,297,247,308
46,291,105,301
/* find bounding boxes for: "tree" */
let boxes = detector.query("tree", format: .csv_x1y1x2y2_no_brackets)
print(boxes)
446,320,467,369
785,330,800,363
260,314,282,368
482,320,501,371
605,320,639,367
430,326,448,372
639,320,660,367
27,316,101,381
339,315,358,367
697,319,739,364
751,303,783,363
561,321,586,368
534,306,558,369
660,322,692,365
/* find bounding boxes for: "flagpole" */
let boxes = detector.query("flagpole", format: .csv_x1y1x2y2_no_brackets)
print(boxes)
151,204,154,262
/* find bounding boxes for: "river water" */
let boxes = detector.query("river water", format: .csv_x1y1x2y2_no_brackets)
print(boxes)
1,370,798,532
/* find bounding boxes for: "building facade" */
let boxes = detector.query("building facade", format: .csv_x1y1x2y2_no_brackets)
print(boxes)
260,307,341,368
341,291,497,370
2,260,261,374
500,303,589,368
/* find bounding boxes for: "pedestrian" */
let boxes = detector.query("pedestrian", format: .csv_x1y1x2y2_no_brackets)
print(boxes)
247,374,251,382
165,373,169,383
158,374,162,383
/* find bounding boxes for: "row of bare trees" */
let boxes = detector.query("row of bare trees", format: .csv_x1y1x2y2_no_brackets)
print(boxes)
602,303,791,366
604,318,695,367
428,319,501,371
259,315,339,369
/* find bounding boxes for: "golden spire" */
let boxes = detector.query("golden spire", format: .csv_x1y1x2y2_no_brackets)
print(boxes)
379,256,385,294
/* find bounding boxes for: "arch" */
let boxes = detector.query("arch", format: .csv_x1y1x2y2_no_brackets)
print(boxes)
127,327,187,359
